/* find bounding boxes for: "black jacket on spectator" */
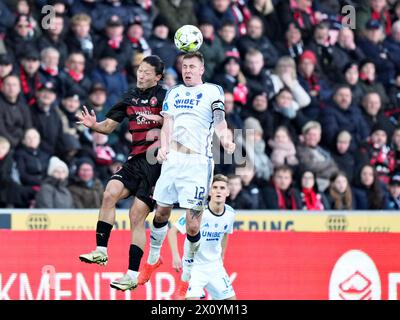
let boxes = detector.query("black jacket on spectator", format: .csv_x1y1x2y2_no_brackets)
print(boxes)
320,103,370,152
332,150,356,182
353,185,389,210
0,2,15,34
334,44,366,66
148,35,179,69
0,93,32,148
243,68,275,99
65,31,97,72
38,68,65,98
37,35,69,69
59,71,92,101
383,36,400,71
197,2,236,32
95,37,133,71
5,31,39,61
226,190,254,210
263,185,303,210
14,145,49,187
361,110,396,139
237,35,280,69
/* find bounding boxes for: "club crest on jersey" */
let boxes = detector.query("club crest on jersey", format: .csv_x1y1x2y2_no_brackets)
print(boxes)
150,96,158,106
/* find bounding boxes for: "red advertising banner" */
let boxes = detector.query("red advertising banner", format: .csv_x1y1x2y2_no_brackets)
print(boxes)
0,231,399,300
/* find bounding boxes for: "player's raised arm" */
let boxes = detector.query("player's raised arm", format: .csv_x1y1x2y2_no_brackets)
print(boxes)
167,225,183,272
213,105,235,154
76,105,119,134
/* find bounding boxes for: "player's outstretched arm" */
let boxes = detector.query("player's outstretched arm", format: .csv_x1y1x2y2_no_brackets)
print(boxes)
76,105,119,134
141,113,164,124
157,114,174,162
221,234,229,261
214,109,235,154
167,225,183,272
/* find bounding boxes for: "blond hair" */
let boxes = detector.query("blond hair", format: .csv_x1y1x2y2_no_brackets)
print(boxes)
71,13,91,26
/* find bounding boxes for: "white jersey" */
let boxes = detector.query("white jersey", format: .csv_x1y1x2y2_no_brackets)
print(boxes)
161,83,225,157
175,204,235,265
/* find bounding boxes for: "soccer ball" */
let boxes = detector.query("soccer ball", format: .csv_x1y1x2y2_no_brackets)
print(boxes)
174,25,203,53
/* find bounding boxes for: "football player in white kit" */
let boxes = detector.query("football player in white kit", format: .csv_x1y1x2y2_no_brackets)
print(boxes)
137,52,236,285
168,174,236,300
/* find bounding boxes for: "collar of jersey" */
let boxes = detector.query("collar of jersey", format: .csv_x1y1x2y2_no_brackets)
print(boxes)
207,204,226,217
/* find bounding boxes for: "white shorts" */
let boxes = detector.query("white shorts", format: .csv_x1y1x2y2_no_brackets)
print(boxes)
153,149,214,209
186,262,235,300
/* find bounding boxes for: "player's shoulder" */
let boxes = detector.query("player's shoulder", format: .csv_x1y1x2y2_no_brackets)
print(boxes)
224,204,236,215
165,84,184,98
203,82,224,95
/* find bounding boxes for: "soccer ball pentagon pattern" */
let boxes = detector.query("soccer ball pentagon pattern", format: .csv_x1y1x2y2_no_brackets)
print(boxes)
174,25,203,53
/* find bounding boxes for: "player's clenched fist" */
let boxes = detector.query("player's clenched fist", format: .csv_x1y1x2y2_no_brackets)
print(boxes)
157,148,169,162
222,140,236,155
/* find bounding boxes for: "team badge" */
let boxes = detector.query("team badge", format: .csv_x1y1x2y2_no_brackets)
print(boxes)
150,96,158,106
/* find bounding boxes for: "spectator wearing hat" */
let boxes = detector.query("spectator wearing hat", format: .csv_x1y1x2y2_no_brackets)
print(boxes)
0,54,15,89
30,82,70,157
35,156,74,208
60,52,92,100
0,75,32,149
320,84,370,152
37,14,68,68
95,14,133,71
296,121,339,192
356,122,395,185
18,49,43,106
358,59,390,108
276,22,305,61
198,17,225,82
237,16,280,70
155,0,198,36
387,173,400,209
148,15,178,69
126,16,151,57
90,47,128,108
357,19,396,87
68,157,104,208
335,27,366,67
66,13,97,72
356,0,392,37
342,62,364,107
361,91,395,138
214,52,248,106
197,0,237,32
297,50,332,120
38,47,63,98
5,14,38,61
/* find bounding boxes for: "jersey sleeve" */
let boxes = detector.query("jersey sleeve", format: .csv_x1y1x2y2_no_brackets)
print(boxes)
105,92,130,123
226,207,236,234
160,86,177,117
210,84,225,112
174,214,186,234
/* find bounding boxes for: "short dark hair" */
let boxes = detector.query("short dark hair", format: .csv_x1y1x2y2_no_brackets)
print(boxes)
142,55,165,76
213,174,229,185
183,51,204,64
274,165,293,176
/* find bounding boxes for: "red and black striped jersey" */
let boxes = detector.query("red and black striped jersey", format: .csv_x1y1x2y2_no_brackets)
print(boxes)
106,84,166,156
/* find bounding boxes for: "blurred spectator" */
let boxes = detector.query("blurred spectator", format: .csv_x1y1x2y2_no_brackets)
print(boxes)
383,20,400,71
320,85,370,152
68,157,104,208
391,0,400,23
352,164,389,209
356,0,392,36
241,117,273,182
237,16,280,69
387,173,400,209
226,174,254,209
325,171,355,210
342,62,364,107
90,48,128,108
60,51,92,100
356,123,395,184
126,17,151,57
161,67,178,90
224,91,244,130
335,27,366,66
0,74,32,149
38,47,63,97
331,130,356,182
357,19,396,87
236,165,265,209
14,128,49,188
155,0,198,36
197,0,236,32
148,15,178,68
213,127,236,176
268,126,299,167
127,51,145,87
388,70,400,116
276,22,305,61
263,165,302,210
358,59,390,108
70,0,102,25
86,83,108,121
37,14,68,68
361,92,395,138
297,121,339,192
392,127,400,172
35,156,74,208
198,17,225,82
298,169,330,210
18,49,42,106
248,0,284,43
217,22,239,54
0,2,15,35
66,14,96,71
91,131,116,184
0,54,15,89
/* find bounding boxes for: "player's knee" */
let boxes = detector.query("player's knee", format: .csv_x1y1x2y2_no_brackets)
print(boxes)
129,211,146,229
186,223,200,236
155,205,171,220
102,189,120,206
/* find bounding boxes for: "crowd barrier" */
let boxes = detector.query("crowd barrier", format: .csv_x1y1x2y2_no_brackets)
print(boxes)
0,230,399,300
0,209,400,232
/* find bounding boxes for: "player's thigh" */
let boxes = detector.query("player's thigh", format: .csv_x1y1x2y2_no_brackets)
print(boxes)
153,158,179,205
206,266,235,300
186,267,209,300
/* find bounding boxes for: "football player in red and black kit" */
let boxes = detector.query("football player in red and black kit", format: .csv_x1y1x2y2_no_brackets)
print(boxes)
78,55,166,291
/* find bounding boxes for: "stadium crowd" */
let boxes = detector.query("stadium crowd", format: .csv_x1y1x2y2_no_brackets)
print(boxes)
1,0,400,210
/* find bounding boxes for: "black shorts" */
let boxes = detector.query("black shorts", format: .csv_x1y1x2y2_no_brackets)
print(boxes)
109,154,161,210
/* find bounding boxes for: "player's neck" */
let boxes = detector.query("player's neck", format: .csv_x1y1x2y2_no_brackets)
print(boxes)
208,202,225,216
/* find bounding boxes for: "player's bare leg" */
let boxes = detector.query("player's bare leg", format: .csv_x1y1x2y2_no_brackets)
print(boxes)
79,180,129,265
110,198,150,291
138,204,172,284
181,208,203,282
